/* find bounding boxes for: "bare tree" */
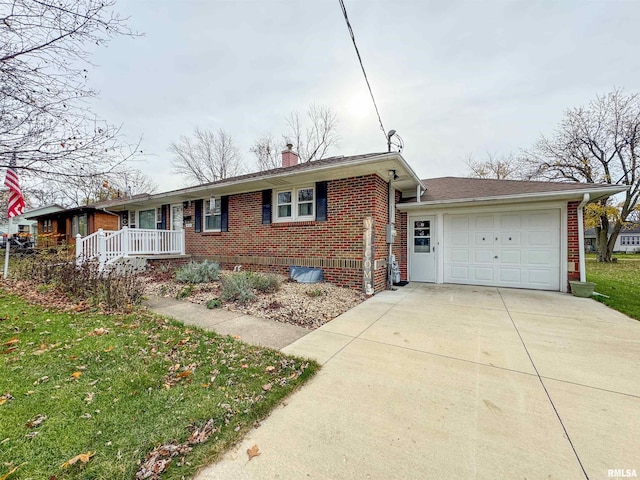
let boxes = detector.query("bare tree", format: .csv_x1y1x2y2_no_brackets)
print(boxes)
170,128,244,185
25,166,156,207
524,89,640,262
250,133,281,171
465,152,525,180
285,104,339,163
0,0,140,181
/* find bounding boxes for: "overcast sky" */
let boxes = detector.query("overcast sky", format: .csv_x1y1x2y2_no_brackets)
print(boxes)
88,0,640,192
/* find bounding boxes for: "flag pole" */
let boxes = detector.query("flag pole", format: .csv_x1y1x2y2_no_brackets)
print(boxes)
3,216,11,279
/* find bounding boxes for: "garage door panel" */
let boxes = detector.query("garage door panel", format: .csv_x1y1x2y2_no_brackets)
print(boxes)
473,215,494,229
528,249,557,266
444,210,561,291
500,232,521,246
500,250,521,264
499,268,521,284
450,249,469,262
474,249,494,263
472,267,494,281
473,232,493,246
451,232,469,246
449,266,469,281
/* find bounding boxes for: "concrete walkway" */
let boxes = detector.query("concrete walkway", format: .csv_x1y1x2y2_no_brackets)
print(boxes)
145,295,309,350
195,283,640,480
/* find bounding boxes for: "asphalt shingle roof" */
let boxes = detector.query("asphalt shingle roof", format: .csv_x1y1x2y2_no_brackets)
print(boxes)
417,177,618,202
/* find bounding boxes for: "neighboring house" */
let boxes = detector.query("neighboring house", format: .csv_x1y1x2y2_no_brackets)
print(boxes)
28,205,122,247
60,149,625,293
0,204,64,245
585,225,640,253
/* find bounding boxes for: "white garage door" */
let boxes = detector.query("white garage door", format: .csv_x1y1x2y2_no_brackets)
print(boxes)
444,210,561,291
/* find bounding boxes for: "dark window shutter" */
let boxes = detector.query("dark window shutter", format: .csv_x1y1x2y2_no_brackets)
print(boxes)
221,196,229,232
160,204,168,230
262,189,272,224
194,199,203,233
315,181,328,221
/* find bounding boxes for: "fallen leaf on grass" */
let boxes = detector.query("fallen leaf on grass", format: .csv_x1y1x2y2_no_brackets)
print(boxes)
0,462,26,480
1,337,19,346
261,383,272,392
103,346,114,352
1,347,18,355
135,443,191,479
265,365,276,373
175,370,191,379
33,376,49,385
0,393,14,406
70,371,82,380
61,451,94,468
247,444,261,460
85,392,95,404
188,419,218,444
25,413,47,428
88,328,108,336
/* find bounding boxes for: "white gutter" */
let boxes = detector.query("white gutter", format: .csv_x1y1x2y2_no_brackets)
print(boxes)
577,193,590,282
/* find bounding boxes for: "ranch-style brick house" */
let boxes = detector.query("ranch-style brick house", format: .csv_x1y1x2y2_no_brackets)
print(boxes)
64,148,625,293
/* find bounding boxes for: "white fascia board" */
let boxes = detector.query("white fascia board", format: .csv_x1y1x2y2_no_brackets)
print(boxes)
397,185,627,211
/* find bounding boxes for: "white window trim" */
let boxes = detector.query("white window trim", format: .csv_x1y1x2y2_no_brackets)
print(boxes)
204,197,222,232
274,186,315,222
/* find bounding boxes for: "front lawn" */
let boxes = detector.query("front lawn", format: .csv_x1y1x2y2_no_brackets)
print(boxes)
586,254,640,321
0,291,318,480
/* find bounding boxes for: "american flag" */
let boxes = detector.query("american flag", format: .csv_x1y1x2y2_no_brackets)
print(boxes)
4,154,25,218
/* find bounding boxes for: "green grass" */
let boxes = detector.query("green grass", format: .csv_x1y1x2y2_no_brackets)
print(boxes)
586,254,640,321
0,290,318,479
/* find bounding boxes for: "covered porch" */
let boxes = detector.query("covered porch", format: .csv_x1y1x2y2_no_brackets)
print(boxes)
76,226,186,269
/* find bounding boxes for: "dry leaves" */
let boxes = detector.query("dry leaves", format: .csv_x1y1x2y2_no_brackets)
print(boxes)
0,393,13,406
135,443,192,479
265,365,276,373
247,444,261,460
70,371,82,380
261,383,272,392
61,451,95,468
1,337,19,346
188,419,218,444
25,414,47,428
0,462,26,480
88,327,108,336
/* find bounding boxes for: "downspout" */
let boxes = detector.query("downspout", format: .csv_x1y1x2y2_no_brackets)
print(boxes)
577,193,590,282
387,179,395,290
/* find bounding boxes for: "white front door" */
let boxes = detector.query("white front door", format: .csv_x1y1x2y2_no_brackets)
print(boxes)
170,204,183,231
409,216,436,282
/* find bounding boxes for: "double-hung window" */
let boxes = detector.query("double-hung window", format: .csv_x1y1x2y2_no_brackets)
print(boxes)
204,197,222,231
275,187,314,222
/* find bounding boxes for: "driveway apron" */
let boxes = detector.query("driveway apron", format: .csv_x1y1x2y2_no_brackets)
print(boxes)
197,283,640,480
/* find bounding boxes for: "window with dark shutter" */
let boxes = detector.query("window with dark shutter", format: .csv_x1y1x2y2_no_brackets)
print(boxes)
221,196,229,232
315,181,328,221
160,205,168,230
194,199,203,233
262,189,272,224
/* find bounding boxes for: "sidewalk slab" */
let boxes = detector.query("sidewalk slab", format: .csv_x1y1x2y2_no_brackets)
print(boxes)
144,295,309,350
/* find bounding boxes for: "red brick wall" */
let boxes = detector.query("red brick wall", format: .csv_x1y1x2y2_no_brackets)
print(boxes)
567,201,580,284
184,174,391,292
394,209,408,281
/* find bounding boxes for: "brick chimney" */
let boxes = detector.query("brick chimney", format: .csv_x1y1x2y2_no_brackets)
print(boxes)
281,143,299,168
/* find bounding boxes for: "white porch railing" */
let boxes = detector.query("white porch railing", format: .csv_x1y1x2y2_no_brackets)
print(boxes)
76,226,185,270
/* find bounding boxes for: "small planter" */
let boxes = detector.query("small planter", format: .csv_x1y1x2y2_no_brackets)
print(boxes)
569,281,596,298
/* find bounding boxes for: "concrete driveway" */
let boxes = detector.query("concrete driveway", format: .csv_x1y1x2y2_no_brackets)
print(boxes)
197,283,640,480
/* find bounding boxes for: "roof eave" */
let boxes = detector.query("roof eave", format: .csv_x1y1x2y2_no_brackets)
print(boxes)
397,185,628,211
96,153,424,210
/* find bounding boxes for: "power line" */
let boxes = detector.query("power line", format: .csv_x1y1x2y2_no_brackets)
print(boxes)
337,0,387,142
